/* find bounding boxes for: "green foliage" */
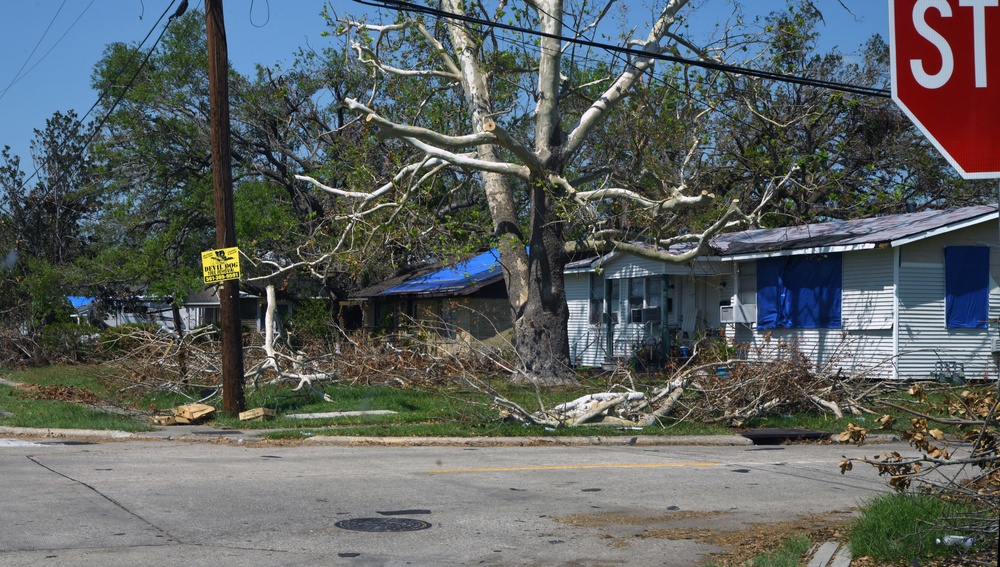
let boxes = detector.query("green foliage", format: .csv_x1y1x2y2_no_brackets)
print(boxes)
287,298,339,348
40,323,99,363
22,258,73,329
234,180,298,251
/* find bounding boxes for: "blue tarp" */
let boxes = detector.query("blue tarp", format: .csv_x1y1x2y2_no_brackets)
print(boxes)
380,249,503,296
945,246,989,329
757,254,842,329
68,296,93,308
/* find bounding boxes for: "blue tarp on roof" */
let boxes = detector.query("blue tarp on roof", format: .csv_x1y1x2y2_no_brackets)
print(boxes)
380,249,503,296
68,296,93,308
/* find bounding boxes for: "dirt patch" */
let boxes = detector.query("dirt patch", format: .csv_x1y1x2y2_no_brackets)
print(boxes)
694,512,854,566
17,384,105,405
554,510,725,528
553,509,998,566
553,509,855,565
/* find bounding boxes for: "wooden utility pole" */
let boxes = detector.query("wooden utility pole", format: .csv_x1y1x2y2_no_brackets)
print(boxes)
205,0,245,416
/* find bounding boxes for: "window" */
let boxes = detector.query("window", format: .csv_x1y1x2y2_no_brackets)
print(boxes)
945,246,989,329
602,277,665,324
439,301,458,339
628,279,644,321
608,279,621,323
756,254,842,329
589,274,604,325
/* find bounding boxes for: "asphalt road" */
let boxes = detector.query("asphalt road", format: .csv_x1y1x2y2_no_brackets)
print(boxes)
0,435,911,566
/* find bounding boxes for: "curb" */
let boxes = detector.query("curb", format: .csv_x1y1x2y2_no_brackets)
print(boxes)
0,426,901,447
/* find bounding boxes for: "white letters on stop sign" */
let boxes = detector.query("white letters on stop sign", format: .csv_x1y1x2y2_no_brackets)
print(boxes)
912,0,999,89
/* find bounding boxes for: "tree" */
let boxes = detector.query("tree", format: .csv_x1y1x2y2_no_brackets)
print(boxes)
704,4,994,226
313,0,770,385
0,111,99,328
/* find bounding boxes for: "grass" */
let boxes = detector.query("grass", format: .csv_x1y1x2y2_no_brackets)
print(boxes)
0,364,153,432
750,535,811,567
848,492,985,563
704,535,811,567
0,363,736,437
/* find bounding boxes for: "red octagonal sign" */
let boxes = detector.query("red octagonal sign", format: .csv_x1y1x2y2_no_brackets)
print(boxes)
891,0,1000,179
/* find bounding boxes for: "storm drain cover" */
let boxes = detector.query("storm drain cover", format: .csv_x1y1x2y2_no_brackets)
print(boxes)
740,428,830,445
335,518,432,532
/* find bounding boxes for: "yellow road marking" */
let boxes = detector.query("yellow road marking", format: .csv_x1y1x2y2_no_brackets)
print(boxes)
429,461,720,473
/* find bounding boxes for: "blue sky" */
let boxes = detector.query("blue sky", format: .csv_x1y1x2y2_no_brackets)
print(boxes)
0,1,888,171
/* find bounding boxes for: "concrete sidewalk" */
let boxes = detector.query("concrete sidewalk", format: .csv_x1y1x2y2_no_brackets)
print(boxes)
807,541,852,567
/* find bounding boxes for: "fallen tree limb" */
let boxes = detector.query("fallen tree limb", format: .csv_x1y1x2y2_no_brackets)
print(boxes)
570,393,629,426
642,386,687,426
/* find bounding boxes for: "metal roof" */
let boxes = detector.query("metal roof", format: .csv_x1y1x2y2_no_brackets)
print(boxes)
713,205,997,258
378,249,504,296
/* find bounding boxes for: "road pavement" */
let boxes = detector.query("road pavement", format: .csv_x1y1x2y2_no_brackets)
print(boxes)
0,429,909,566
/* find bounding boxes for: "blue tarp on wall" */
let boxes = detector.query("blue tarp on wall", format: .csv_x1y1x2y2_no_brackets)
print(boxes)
757,254,842,329
945,246,989,329
380,249,503,296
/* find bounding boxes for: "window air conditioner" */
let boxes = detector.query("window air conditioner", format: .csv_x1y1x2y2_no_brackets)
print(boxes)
720,303,757,324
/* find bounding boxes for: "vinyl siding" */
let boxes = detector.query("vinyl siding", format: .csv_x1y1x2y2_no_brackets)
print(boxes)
733,252,896,379
896,224,1000,380
566,273,606,366
840,248,896,379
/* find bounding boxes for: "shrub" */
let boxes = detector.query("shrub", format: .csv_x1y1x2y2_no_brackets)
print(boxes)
287,298,339,348
39,323,99,363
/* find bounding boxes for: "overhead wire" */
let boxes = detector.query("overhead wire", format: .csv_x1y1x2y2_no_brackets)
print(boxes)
0,0,71,103
352,0,890,99
14,1,182,195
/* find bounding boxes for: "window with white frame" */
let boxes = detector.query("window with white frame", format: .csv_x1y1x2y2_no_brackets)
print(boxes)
589,274,604,325
602,277,667,325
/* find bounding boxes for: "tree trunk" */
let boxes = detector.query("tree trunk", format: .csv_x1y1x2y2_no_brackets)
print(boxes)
443,0,577,386
171,301,188,383
506,184,576,386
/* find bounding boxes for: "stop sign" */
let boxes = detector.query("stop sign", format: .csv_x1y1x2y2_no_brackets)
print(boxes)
890,0,1000,179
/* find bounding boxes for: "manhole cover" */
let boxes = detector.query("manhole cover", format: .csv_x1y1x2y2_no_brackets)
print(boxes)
335,517,432,532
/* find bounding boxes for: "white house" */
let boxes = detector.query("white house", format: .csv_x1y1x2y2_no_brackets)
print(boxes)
567,205,1000,381
565,250,728,368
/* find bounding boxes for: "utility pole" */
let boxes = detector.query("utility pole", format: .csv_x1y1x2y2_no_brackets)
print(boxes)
205,0,245,416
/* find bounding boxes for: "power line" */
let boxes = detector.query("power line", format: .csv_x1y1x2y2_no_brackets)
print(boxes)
352,0,890,99
14,1,182,196
0,0,72,103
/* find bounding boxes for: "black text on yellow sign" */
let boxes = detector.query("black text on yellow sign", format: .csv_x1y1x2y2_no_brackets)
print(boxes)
201,247,241,284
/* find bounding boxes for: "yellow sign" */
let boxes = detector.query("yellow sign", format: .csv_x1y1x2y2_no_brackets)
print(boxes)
201,247,241,284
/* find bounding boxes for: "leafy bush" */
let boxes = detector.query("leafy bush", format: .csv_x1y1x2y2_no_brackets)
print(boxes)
287,298,339,348
39,323,99,363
